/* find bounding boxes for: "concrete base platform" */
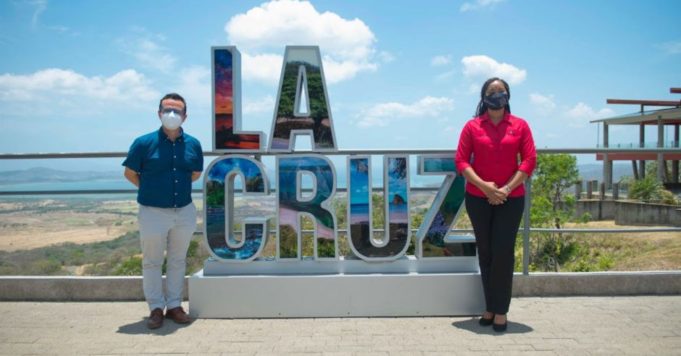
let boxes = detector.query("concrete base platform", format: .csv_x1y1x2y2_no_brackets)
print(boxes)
189,270,485,318
202,255,479,275
3,271,681,301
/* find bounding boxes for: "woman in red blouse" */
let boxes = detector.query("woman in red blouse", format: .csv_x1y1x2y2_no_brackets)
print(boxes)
455,77,536,332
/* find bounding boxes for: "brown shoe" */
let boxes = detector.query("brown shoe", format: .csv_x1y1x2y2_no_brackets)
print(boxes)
165,306,191,324
147,308,164,329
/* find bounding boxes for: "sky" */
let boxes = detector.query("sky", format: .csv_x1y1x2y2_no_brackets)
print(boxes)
1,0,680,171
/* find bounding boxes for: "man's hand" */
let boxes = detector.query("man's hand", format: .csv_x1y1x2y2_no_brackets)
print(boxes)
191,171,202,182
124,167,140,188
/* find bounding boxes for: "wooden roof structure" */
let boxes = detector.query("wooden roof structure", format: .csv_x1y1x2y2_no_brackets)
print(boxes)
590,87,681,170
590,87,681,126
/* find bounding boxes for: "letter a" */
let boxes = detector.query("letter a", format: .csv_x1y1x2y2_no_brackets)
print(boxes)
269,46,338,152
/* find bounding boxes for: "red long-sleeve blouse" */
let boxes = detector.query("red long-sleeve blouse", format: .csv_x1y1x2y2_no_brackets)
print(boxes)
455,112,537,198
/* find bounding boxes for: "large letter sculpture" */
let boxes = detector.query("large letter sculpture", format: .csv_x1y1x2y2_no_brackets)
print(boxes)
204,46,473,265
277,155,338,260
204,155,269,261
213,47,264,151
269,46,337,152
347,156,410,261
416,155,474,258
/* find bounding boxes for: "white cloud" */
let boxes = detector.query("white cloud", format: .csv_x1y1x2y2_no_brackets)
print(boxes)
118,30,177,73
27,1,72,34
225,0,379,84
357,96,454,128
565,102,615,128
0,68,158,109
322,56,377,84
461,55,527,85
29,0,47,29
655,40,681,55
241,52,285,85
529,93,556,115
460,0,505,12
431,55,452,66
132,39,176,73
243,95,276,115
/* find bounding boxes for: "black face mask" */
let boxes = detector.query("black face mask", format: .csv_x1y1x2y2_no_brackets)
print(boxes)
483,92,508,110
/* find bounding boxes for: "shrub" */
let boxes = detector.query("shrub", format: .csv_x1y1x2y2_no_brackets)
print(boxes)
114,256,143,276
658,190,680,205
627,175,663,202
626,175,680,205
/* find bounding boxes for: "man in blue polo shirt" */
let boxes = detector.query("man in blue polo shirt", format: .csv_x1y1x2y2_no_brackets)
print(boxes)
123,93,203,329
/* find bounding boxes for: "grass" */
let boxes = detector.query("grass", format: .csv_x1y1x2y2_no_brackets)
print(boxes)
0,196,679,275
518,221,681,272
590,234,681,270
3,226,678,276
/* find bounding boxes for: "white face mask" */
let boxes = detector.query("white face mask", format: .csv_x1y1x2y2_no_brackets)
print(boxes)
161,111,183,130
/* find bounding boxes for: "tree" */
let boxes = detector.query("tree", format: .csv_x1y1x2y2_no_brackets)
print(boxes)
528,154,587,271
532,154,580,229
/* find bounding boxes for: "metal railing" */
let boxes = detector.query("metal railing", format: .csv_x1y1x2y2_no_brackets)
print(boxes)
2,147,681,275
596,141,680,148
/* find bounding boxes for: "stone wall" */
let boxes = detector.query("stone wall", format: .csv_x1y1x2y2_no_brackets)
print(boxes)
614,201,681,227
575,200,616,220
575,199,681,226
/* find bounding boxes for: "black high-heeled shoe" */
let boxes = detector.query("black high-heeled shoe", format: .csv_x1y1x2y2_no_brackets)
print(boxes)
492,321,507,332
492,315,507,332
478,315,494,326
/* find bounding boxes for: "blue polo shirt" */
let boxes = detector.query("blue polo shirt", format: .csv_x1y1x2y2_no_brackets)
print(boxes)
123,128,203,208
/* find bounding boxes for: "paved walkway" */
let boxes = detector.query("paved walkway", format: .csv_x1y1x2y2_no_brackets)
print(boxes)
1,296,680,355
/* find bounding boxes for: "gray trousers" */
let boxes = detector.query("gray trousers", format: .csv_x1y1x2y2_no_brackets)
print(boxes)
138,203,196,311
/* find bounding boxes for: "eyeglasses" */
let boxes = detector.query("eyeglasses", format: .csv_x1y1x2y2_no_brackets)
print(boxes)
161,107,185,115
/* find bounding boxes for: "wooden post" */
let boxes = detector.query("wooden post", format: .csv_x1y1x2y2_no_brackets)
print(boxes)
599,182,606,201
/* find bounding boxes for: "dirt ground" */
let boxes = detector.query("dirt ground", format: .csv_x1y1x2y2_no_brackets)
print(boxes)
0,200,138,251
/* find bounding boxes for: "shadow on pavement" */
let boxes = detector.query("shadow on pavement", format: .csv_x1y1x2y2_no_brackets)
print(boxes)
452,318,533,335
117,318,193,335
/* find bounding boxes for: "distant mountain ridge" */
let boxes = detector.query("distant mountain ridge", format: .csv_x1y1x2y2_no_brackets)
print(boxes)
577,163,633,183
0,167,121,185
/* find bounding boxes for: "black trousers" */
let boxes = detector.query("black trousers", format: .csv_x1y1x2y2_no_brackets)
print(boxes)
465,193,525,314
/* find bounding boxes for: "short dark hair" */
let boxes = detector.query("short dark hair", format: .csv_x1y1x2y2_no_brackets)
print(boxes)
158,93,187,114
474,77,511,117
